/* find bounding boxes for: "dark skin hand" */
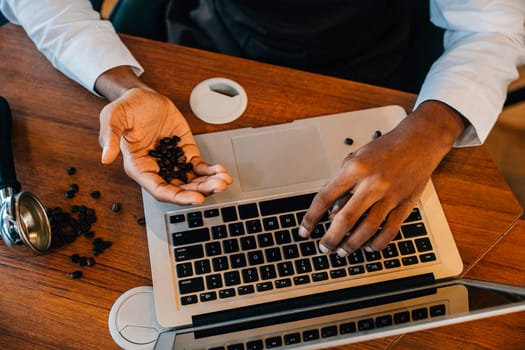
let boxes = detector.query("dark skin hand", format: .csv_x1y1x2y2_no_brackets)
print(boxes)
298,100,467,256
94,66,233,204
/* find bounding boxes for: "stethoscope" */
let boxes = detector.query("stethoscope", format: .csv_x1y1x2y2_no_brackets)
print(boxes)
0,96,51,255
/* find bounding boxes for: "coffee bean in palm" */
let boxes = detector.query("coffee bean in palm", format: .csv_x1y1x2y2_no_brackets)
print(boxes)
149,135,193,184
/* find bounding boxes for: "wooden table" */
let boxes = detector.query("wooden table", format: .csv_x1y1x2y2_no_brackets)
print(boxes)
0,23,523,349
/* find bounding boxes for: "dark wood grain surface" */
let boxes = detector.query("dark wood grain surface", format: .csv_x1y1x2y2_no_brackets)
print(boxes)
0,23,523,349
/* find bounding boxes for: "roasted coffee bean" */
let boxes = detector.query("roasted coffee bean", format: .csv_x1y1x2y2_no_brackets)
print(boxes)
66,167,76,175
344,137,354,145
90,191,101,199
64,190,75,199
70,205,79,213
136,216,146,226
79,256,88,267
70,270,83,279
111,201,121,213
70,253,80,264
148,135,193,184
69,183,79,193
86,257,96,267
373,130,382,139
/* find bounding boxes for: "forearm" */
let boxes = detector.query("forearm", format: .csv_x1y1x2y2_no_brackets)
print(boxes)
95,66,154,102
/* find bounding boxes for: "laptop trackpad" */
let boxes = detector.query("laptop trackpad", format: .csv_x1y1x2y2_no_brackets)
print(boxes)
232,125,330,192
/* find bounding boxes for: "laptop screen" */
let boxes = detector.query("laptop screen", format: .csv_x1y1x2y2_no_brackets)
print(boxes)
154,279,525,349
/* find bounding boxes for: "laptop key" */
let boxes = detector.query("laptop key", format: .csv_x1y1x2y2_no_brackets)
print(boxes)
415,237,433,252
284,333,301,345
312,272,329,282
264,247,282,262
245,219,262,234
238,203,259,219
366,262,383,272
226,344,243,350
242,268,259,283
303,329,320,342
277,262,294,277
257,233,274,247
265,336,283,348
172,227,210,246
348,265,365,275
194,259,211,274
312,255,330,270
420,252,436,262
246,340,263,350
179,277,204,294
275,278,292,288
238,285,255,295
221,206,238,222
256,282,273,292
259,192,315,216
430,304,446,317
219,288,236,299
330,268,347,279
176,262,193,278
228,222,245,236
299,241,317,256
180,294,198,305
224,271,241,286
200,291,217,302
248,251,264,265
283,244,299,259
321,326,338,338
212,225,228,239
384,259,401,269
174,245,204,261
260,265,277,280
293,275,310,285
402,256,419,266
398,240,416,255
394,311,410,324
402,222,427,238
203,208,219,218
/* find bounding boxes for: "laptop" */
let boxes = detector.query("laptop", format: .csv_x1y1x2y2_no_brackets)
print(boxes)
140,105,525,349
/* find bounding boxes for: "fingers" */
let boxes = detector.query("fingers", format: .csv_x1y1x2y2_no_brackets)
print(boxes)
299,165,358,239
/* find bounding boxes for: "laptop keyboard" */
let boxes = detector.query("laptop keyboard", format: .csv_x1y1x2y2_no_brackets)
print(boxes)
169,192,437,307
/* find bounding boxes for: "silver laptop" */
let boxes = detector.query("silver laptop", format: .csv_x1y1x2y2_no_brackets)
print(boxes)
140,105,525,349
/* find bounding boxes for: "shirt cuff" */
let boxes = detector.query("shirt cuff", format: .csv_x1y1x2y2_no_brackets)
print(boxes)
415,74,503,147
50,21,144,95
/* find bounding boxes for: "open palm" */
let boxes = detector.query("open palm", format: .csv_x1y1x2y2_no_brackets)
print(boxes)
98,88,232,204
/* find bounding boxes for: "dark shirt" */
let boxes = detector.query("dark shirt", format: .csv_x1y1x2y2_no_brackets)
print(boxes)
165,0,411,89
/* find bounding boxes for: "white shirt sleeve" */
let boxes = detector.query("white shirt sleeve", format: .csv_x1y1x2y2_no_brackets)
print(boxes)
0,0,144,94
416,0,525,147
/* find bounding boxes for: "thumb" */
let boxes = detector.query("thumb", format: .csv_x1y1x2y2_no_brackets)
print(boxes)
98,105,124,164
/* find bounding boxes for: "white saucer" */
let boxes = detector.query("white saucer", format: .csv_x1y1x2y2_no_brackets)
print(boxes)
108,286,168,350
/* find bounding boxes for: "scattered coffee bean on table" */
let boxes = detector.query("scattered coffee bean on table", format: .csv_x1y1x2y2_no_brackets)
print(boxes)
148,135,193,183
111,201,121,213
70,270,83,279
136,216,146,226
66,166,76,175
90,191,101,199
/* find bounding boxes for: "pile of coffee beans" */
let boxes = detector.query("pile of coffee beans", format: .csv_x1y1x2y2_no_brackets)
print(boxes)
148,135,193,184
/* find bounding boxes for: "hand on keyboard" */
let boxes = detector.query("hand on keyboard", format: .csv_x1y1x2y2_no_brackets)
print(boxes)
299,101,467,256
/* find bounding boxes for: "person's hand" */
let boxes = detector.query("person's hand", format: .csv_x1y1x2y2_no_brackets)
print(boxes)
98,87,232,204
298,101,467,256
